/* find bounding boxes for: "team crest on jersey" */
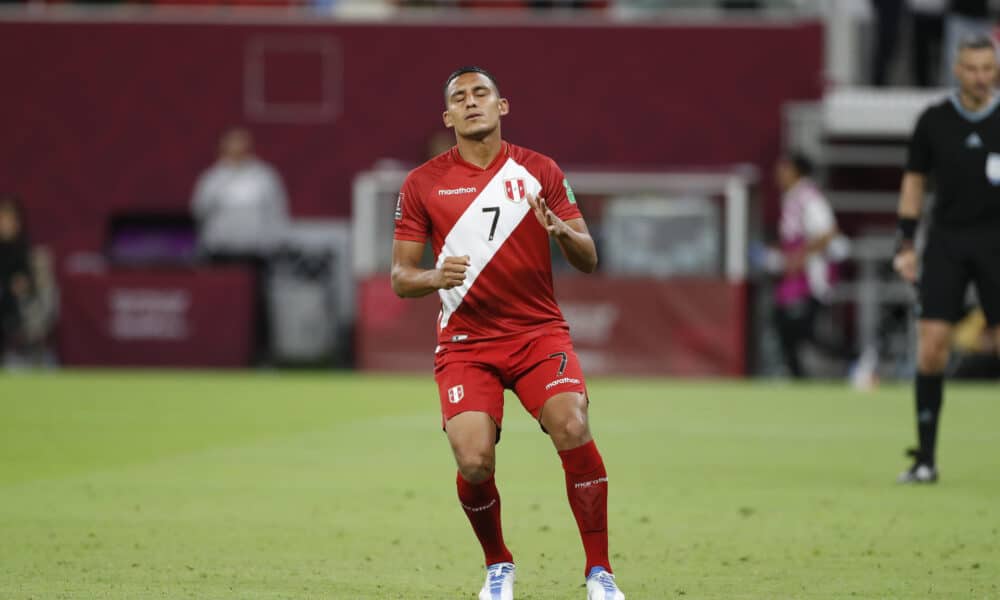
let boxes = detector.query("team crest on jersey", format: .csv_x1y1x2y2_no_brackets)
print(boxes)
503,178,527,203
447,384,464,404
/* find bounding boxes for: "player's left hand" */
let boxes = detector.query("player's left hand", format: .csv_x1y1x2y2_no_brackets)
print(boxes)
527,194,570,238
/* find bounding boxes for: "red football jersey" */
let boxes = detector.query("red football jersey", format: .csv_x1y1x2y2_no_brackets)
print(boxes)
393,141,583,346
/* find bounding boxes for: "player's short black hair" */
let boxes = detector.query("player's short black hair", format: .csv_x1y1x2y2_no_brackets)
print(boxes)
785,151,814,177
443,66,500,100
957,33,997,53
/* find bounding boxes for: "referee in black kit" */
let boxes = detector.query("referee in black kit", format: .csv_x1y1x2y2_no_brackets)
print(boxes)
893,34,1000,484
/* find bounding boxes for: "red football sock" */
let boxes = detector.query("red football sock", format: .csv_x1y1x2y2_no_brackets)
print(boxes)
456,471,513,566
559,440,611,576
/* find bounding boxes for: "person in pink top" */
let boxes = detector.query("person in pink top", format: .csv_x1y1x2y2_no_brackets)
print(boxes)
771,152,844,378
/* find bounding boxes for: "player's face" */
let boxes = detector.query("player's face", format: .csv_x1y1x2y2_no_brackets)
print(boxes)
442,72,509,141
954,47,998,104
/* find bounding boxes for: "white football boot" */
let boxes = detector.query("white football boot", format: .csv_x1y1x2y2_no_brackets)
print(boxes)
586,567,625,600
479,562,515,600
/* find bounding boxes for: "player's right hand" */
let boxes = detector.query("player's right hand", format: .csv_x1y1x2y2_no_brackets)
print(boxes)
437,255,470,290
893,247,918,283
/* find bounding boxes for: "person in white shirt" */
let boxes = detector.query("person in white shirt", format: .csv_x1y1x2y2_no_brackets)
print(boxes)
771,152,849,378
192,128,288,257
191,128,289,364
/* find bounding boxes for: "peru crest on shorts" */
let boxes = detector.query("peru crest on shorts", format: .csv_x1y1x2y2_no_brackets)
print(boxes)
447,384,464,404
503,178,526,203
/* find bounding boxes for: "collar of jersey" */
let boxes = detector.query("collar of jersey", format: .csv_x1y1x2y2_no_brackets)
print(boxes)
450,141,510,172
949,90,1000,123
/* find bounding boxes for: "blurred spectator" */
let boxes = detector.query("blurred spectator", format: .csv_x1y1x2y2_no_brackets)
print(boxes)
768,153,851,378
399,0,601,8
871,0,905,86
0,195,56,368
526,0,592,7
910,0,946,87
719,0,762,8
191,127,289,364
0,195,31,358
192,127,288,259
17,246,58,366
940,0,995,87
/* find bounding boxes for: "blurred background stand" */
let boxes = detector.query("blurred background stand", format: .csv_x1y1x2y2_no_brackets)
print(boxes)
269,219,353,368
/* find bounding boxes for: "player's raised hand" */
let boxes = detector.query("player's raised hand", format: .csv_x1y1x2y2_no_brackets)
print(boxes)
893,247,918,283
437,255,470,290
527,194,569,238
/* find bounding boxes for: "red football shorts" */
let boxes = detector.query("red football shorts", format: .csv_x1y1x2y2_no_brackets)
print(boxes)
434,325,587,433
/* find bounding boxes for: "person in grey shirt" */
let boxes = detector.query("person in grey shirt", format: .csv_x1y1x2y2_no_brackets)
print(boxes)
192,127,288,257
191,128,289,364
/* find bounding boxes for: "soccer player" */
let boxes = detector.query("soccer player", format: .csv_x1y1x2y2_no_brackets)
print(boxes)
390,66,625,600
893,35,1000,484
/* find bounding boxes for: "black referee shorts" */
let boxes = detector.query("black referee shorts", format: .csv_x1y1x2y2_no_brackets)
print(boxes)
918,225,1000,326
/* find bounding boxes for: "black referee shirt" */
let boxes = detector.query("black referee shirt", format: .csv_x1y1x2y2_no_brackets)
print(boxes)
906,93,1000,228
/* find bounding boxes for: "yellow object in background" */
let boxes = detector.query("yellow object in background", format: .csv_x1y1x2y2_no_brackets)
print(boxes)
953,308,988,353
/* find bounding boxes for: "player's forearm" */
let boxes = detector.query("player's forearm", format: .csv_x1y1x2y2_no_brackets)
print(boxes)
898,172,925,219
391,265,441,298
554,229,598,274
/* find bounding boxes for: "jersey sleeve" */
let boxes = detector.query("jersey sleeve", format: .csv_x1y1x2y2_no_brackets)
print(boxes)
905,109,933,174
392,175,430,243
539,158,583,222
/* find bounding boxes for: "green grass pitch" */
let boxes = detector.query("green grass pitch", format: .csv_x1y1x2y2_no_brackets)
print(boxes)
1,372,998,599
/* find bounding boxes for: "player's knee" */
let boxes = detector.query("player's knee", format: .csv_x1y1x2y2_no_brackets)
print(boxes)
549,414,591,446
917,334,950,373
455,449,495,484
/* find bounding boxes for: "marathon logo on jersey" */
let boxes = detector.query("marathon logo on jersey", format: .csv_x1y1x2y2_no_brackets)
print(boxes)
447,384,464,404
438,186,477,196
394,193,403,220
504,178,527,203
545,376,581,391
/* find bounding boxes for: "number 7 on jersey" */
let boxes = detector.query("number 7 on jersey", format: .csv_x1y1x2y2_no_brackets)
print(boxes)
482,206,500,241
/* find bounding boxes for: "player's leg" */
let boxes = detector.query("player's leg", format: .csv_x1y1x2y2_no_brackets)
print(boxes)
436,359,514,597
773,303,806,378
513,331,624,599
901,229,967,483
446,412,516,599
538,392,615,576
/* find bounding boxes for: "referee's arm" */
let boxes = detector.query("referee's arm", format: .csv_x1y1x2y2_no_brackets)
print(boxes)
898,172,925,220
894,172,925,283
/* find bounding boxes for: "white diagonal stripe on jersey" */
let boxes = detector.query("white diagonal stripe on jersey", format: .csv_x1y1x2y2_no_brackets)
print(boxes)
437,157,541,330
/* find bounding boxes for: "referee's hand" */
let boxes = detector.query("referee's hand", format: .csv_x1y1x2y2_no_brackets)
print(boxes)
893,247,918,283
